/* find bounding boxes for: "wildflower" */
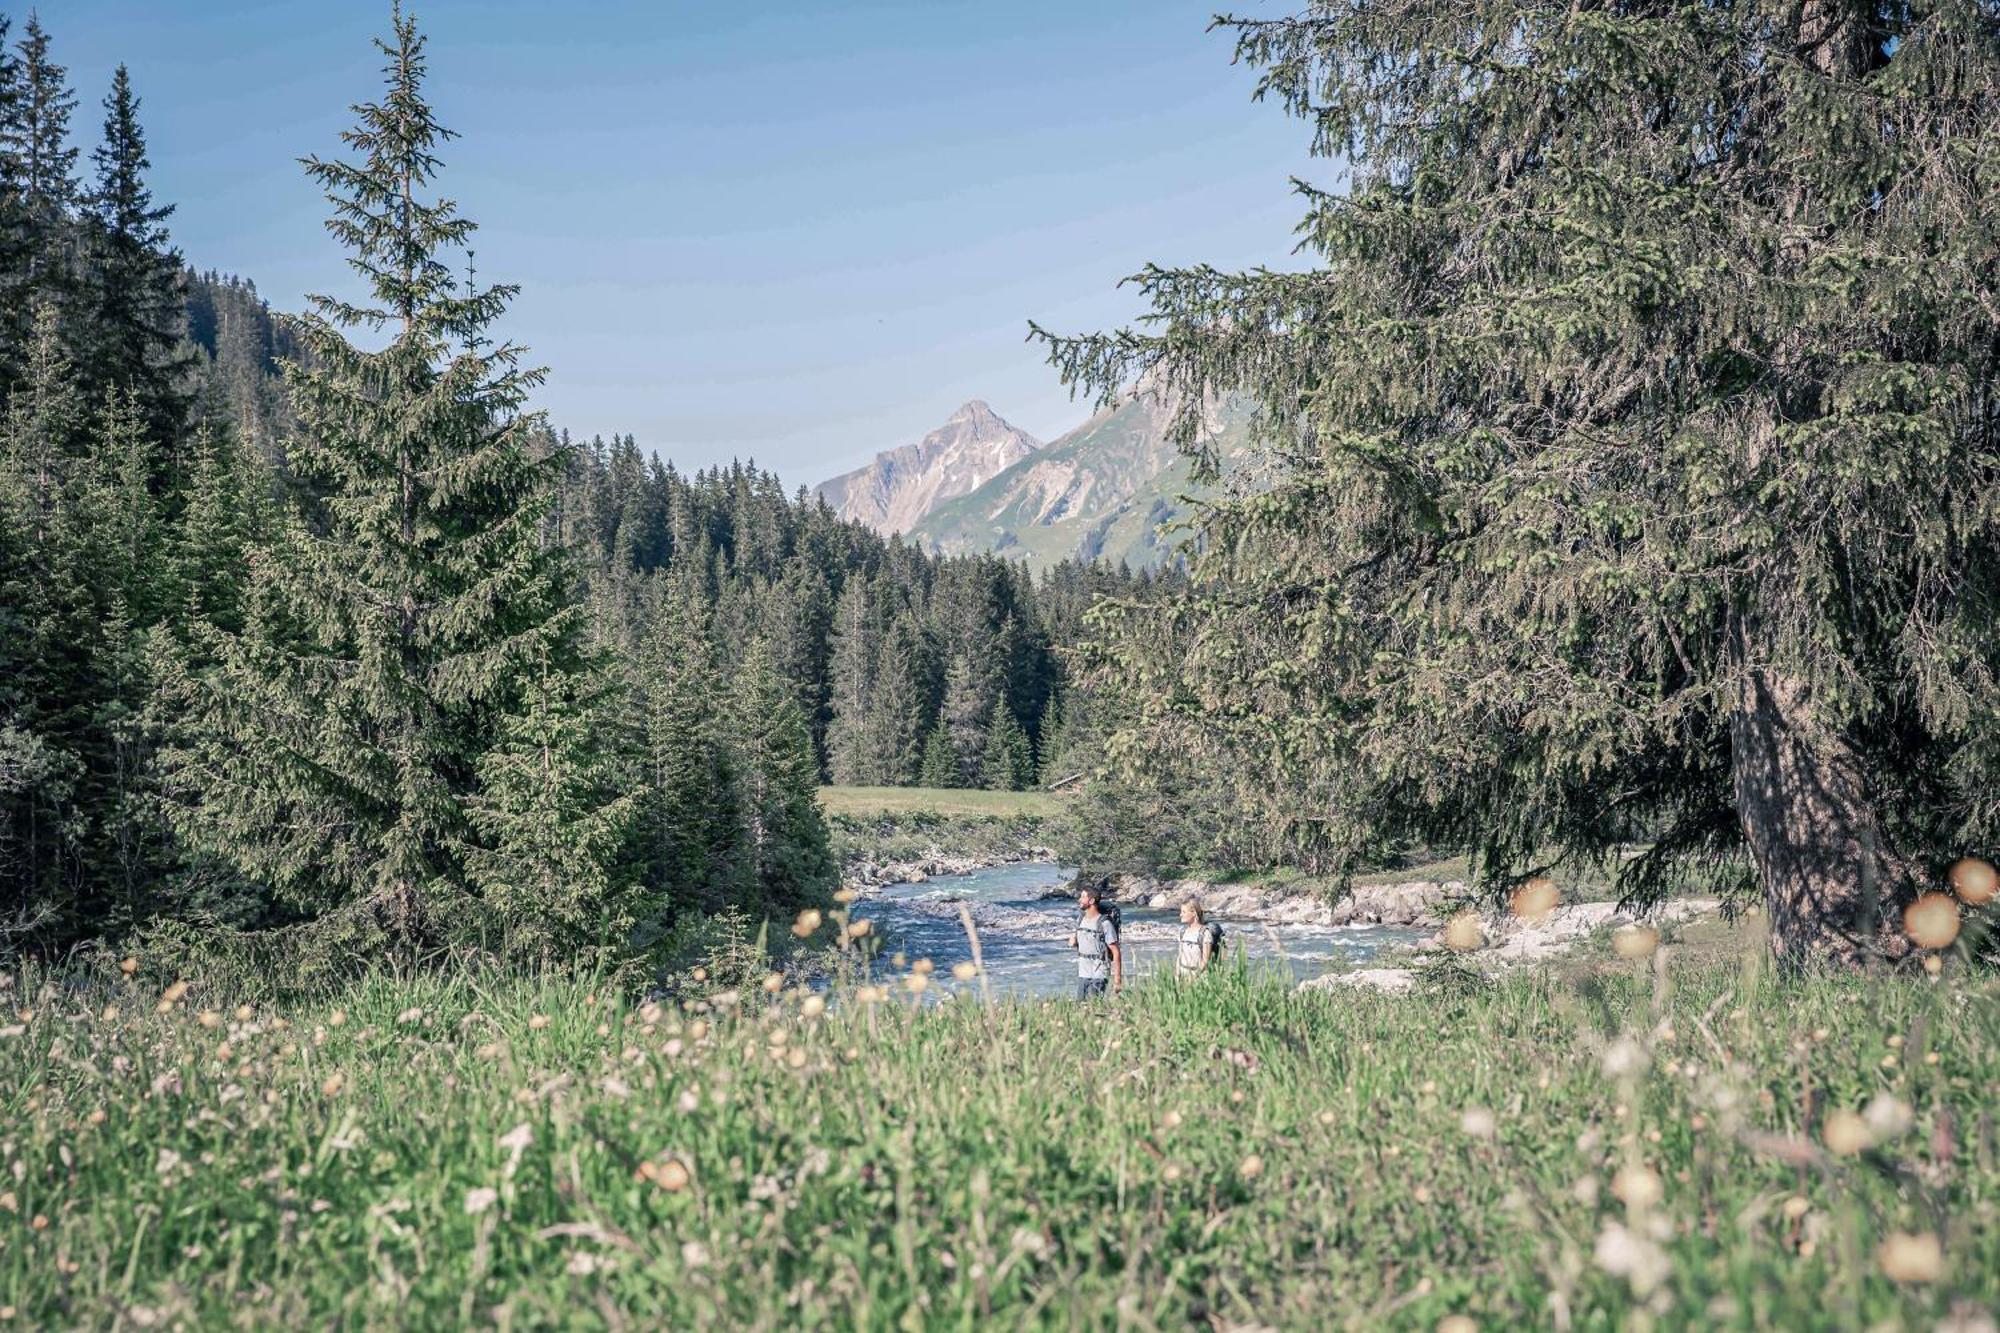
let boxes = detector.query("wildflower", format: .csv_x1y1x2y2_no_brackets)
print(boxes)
1161,1162,1183,1183
196,1010,220,1029
662,1038,684,1058
792,909,824,937
1442,912,1484,952
1594,1220,1671,1296
1459,1107,1497,1140
1238,1154,1264,1180
1509,877,1559,923
785,1047,807,1069
1610,1164,1662,1209
0,1192,15,1213
119,957,139,976
691,967,708,983
676,1090,700,1115
233,1005,253,1022
1948,857,1997,905
29,1215,47,1231
528,1014,551,1031
833,888,859,904
843,1046,860,1062
911,958,934,976
712,990,740,1009
100,1006,120,1023
1903,894,1960,950
1318,1110,1336,1126
951,960,978,982
396,1007,423,1026
1821,1109,1870,1156
86,1110,105,1127
155,1148,182,1177
156,980,189,1014
1438,1317,1478,1333
1781,1196,1810,1221
328,1010,346,1027
321,1073,345,1097
1861,1093,1913,1142
1601,1037,1650,1080
762,973,784,994
498,1123,533,1153
800,995,826,1019
600,1077,631,1099
904,974,929,995
464,1187,499,1215
1875,1231,1943,1283
680,1239,711,1267
846,920,872,939
1611,926,1659,959
1924,955,1944,977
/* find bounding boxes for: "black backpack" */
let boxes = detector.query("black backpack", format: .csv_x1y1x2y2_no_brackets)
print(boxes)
1076,901,1121,947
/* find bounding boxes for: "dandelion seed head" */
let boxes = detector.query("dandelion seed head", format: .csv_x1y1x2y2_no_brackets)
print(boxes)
1903,894,1960,950
792,909,824,937
1238,1153,1264,1180
1876,1230,1943,1283
1948,857,1997,906
1509,878,1559,923
833,888,859,904
118,957,138,976
762,973,783,994
233,1005,253,1022
1781,1195,1810,1221
1459,1107,1497,1139
1822,1109,1870,1156
1612,926,1659,959
1601,1037,1650,1080
800,995,827,1019
1862,1093,1913,1142
1611,1164,1662,1209
1442,912,1484,952
320,1073,345,1097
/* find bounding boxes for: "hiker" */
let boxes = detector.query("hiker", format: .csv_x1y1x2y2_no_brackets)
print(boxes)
1177,899,1222,978
1070,883,1122,1000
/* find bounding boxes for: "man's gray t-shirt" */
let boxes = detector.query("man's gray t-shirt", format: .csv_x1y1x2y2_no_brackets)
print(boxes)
1076,912,1118,980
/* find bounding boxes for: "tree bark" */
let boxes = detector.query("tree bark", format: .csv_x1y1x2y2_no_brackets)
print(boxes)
1729,661,1904,970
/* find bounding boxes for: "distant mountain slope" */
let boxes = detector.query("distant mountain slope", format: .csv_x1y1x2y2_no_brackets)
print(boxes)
815,400,1041,535
909,388,1255,571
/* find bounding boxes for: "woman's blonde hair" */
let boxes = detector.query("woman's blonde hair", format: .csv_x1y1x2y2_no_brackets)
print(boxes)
1182,898,1205,923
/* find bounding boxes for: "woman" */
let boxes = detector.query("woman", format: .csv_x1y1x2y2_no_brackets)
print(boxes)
1176,899,1220,978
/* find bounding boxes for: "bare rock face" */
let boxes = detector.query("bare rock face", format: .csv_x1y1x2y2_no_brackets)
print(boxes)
816,401,1040,535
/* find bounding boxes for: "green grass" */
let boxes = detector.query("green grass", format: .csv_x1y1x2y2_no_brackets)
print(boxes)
817,785,1061,819
3,946,1996,1328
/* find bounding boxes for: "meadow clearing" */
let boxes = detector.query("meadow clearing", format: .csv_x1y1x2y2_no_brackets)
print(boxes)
1,924,1994,1330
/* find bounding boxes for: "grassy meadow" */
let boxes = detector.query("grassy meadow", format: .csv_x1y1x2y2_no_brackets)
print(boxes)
817,786,1061,820
3,932,1996,1329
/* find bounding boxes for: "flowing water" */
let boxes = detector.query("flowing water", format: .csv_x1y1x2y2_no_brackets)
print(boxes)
851,861,1427,1001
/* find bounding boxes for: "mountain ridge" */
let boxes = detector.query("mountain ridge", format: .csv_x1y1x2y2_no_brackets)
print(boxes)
814,400,1041,535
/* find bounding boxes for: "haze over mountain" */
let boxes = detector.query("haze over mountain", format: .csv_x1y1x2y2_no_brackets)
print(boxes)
814,400,1041,534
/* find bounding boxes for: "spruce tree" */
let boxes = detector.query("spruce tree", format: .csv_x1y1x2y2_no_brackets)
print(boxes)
155,8,594,957
727,638,835,917
824,575,876,785
981,702,1033,793
916,727,958,790
936,653,989,787
465,642,643,967
635,572,739,910
1042,0,2000,967
5,17,76,329
80,65,192,454
865,611,928,786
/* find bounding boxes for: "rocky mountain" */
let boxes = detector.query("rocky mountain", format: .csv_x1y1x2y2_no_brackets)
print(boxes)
909,386,1255,572
815,400,1041,535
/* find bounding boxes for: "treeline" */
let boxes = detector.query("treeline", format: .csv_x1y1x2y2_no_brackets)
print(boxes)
556,436,1150,792
0,10,1142,981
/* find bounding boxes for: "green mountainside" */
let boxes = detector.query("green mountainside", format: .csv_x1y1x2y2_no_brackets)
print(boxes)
909,389,1255,571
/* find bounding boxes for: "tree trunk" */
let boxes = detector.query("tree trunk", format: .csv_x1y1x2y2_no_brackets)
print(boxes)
1728,663,1903,970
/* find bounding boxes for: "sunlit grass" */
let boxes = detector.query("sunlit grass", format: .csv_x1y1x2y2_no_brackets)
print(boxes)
816,785,1061,819
1,947,1995,1328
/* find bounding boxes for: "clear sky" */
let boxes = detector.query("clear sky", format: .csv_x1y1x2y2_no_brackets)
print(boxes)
43,0,1321,485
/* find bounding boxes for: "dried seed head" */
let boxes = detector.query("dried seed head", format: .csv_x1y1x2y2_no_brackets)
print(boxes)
792,909,824,937
1442,913,1484,952
1238,1153,1264,1180
800,994,827,1019
1610,1164,1663,1209
1947,857,1997,906
762,973,784,994
951,962,978,981
1437,1317,1478,1333
655,1159,690,1192
1611,926,1659,959
847,920,872,939
1781,1195,1810,1221
911,958,935,976
1509,878,1560,923
1903,894,1960,950
1875,1231,1943,1283
833,888,859,904
118,956,139,976
528,1014,551,1031
1821,1109,1870,1156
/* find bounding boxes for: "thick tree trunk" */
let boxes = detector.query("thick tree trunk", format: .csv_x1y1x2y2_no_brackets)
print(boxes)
1729,663,1902,970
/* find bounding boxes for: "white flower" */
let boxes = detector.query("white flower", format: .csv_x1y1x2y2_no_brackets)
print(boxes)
1594,1220,1671,1296
1862,1093,1913,1142
497,1123,534,1152
680,1240,712,1268
1600,1037,1650,1080
154,1148,182,1177
463,1187,499,1215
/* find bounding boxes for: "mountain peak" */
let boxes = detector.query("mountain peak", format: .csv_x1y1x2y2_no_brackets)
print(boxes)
815,401,1042,535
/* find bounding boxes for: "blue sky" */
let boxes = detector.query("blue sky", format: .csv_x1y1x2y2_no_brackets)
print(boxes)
44,1,1322,484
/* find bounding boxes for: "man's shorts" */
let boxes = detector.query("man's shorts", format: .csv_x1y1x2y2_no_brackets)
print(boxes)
1076,976,1109,1001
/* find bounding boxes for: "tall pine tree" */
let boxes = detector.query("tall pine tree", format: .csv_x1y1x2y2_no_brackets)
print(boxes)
156,7,601,959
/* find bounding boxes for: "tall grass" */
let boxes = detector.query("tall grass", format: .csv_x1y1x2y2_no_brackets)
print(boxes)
2,947,1994,1328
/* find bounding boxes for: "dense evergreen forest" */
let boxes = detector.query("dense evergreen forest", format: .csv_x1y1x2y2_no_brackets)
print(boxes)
0,9,1148,981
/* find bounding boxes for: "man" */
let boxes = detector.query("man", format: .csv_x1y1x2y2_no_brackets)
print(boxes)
1070,884,1122,1000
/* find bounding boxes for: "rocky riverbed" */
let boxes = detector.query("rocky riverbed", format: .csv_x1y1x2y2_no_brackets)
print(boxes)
1046,870,1724,992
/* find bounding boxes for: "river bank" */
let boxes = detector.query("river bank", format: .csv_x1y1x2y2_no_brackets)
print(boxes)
1053,869,1726,988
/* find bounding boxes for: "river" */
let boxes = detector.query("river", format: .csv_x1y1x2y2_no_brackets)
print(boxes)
850,860,1427,1000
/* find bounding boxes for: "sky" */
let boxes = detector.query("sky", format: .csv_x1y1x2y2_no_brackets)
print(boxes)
45,0,1323,485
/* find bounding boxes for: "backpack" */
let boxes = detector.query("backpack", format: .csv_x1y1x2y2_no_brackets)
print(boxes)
1076,902,1121,951
1206,920,1224,958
